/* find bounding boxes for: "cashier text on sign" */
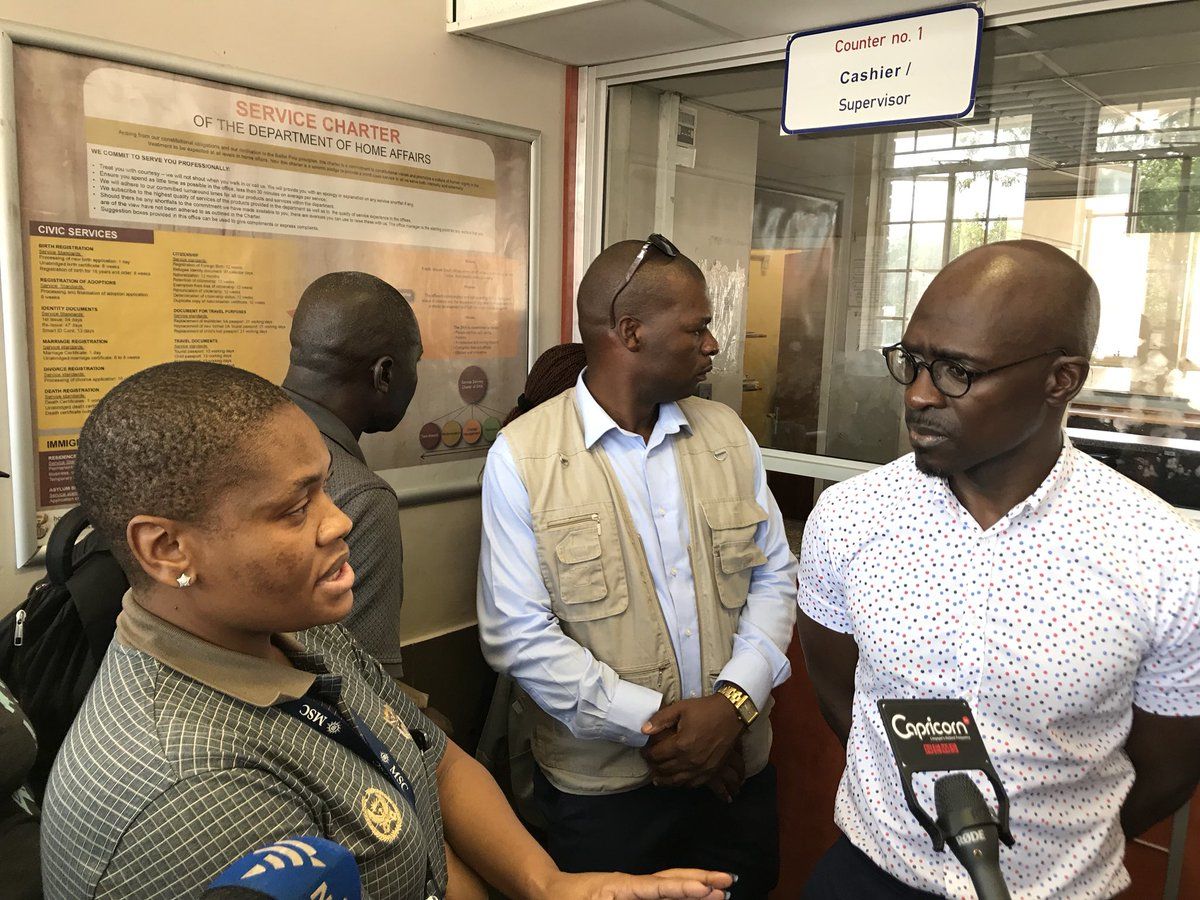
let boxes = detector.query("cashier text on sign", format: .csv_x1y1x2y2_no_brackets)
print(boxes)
782,5,983,135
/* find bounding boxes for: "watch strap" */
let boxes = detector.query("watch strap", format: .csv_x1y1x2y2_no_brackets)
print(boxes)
716,682,759,727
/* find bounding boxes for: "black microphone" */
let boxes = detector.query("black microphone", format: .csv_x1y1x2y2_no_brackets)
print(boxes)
934,773,1011,900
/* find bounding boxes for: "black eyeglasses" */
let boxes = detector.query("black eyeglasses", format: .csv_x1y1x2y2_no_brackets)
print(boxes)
608,233,679,326
882,344,1068,398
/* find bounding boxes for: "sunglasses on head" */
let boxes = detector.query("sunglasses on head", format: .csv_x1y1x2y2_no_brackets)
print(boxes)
608,233,680,326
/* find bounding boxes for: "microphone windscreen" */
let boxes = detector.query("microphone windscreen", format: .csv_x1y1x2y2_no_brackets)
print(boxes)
203,836,361,899
935,772,991,820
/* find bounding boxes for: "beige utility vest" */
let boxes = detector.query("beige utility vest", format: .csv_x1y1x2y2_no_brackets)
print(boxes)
501,388,775,794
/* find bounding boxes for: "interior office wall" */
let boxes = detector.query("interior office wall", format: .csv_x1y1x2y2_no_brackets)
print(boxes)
605,84,758,409
0,0,567,664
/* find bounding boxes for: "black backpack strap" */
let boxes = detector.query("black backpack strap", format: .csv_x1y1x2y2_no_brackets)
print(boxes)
47,507,128,662
46,507,92,586
67,556,128,662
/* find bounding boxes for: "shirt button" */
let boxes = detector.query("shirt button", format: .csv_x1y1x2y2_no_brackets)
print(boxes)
684,628,693,637
689,691,698,698
657,507,666,517
619,736,627,743
670,567,678,577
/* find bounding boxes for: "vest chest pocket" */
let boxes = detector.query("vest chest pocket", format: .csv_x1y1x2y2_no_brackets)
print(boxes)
702,498,769,609
540,507,630,623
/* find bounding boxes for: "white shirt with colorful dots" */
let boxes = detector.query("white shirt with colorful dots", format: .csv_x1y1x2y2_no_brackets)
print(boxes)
799,440,1200,899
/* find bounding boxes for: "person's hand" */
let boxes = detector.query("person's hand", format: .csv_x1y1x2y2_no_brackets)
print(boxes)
639,694,744,788
539,868,734,900
705,737,745,803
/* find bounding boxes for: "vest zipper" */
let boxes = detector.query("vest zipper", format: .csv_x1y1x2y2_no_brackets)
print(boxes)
675,440,711,688
14,609,25,646
546,512,601,529
594,447,684,701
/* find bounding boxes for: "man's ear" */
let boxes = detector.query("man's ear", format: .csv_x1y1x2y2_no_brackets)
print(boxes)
1047,357,1090,407
127,515,193,589
614,316,642,352
372,356,395,393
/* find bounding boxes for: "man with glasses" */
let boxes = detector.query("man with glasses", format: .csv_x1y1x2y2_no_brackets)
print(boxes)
798,239,1200,898
478,237,797,898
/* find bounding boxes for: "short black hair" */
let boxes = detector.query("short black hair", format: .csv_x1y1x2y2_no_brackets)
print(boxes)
576,240,705,344
74,362,292,584
289,272,420,380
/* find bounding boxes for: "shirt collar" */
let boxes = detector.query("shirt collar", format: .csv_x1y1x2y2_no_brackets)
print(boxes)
573,368,692,450
1010,437,1076,517
283,388,365,463
925,436,1077,528
115,593,316,706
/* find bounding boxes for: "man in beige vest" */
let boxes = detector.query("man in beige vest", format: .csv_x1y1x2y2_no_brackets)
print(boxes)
478,236,798,898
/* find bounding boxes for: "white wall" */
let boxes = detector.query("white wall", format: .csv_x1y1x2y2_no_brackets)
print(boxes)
0,0,567,635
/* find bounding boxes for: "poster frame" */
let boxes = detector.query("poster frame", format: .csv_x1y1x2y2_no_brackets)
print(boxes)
0,21,541,566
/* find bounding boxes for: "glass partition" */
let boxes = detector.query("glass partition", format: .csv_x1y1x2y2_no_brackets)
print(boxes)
602,1,1200,509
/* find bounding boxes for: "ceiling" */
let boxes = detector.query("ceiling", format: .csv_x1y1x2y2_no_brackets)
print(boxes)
450,0,1193,69
449,0,994,67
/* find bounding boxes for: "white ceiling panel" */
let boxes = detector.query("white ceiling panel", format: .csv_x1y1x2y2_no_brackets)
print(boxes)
452,0,1009,65
647,0,946,41
456,0,734,66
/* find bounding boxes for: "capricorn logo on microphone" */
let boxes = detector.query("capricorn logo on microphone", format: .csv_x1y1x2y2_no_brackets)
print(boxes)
889,710,972,756
878,698,991,772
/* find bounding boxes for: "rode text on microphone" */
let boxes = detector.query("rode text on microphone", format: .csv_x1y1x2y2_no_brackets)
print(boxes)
877,698,1014,852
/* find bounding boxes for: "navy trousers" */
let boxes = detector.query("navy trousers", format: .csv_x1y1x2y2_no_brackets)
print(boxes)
804,835,944,899
533,763,780,900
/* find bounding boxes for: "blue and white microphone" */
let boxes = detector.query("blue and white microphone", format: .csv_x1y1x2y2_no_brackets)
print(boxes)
201,836,362,899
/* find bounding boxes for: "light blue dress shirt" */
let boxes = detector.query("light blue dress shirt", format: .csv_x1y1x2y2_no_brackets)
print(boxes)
477,370,797,747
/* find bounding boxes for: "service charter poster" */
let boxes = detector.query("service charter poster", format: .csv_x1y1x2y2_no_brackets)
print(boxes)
14,46,531,510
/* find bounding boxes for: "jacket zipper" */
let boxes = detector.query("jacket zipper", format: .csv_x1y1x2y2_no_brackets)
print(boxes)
14,609,25,646
596,447,684,698
546,512,600,529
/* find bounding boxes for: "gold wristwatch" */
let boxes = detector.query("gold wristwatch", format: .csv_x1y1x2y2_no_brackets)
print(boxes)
716,682,759,728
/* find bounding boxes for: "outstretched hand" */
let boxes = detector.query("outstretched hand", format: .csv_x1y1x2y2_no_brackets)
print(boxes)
640,694,744,788
542,868,735,900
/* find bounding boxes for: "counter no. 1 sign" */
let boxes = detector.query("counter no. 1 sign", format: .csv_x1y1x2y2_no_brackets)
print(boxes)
418,365,504,456
781,4,983,135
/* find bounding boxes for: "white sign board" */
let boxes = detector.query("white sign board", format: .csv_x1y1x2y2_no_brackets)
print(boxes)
782,5,983,135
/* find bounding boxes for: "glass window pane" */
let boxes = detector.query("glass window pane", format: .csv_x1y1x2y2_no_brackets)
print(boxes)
988,169,1028,219
955,122,991,146
915,127,954,151
885,224,910,268
953,172,990,220
880,318,903,347
1087,215,1147,359
887,179,914,221
997,115,1032,144
880,271,907,316
912,177,949,222
910,222,946,270
906,270,937,312
950,220,987,260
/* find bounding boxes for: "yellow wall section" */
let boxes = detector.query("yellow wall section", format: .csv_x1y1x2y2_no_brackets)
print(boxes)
743,249,789,445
